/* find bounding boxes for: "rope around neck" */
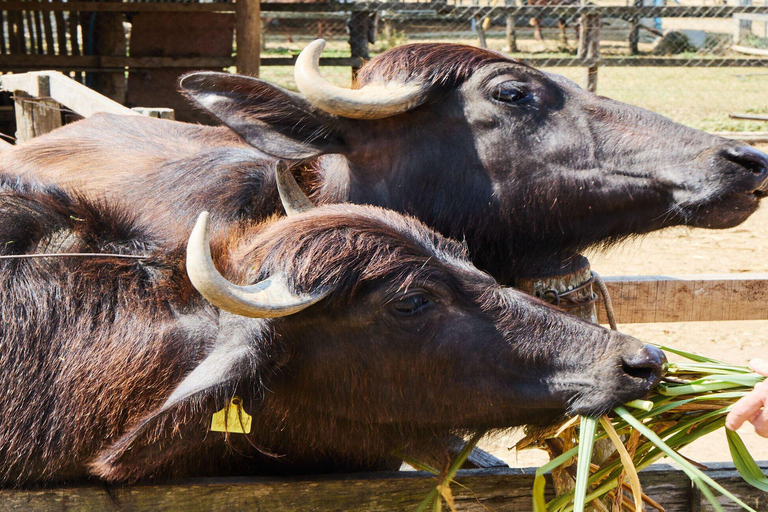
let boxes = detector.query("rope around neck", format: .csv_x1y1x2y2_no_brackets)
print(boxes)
592,271,618,331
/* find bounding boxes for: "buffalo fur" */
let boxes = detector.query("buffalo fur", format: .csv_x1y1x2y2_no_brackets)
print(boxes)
8,44,766,286
0,176,660,486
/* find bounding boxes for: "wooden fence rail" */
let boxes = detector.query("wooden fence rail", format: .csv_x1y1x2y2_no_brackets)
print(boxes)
0,462,764,511
600,274,768,324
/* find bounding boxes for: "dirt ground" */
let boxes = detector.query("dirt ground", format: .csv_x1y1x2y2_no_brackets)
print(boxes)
480,144,768,469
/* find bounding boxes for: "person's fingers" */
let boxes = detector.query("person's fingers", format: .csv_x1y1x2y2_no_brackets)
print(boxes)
749,358,768,377
750,406,768,437
726,380,768,431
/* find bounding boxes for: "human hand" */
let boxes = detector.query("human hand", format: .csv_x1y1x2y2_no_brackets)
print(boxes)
726,358,768,437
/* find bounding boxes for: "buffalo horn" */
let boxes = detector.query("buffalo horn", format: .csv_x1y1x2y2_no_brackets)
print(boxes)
186,212,327,318
294,39,427,120
275,161,314,216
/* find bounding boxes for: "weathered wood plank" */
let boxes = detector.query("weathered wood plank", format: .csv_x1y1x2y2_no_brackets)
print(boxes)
0,10,6,55
597,274,768,324
714,132,768,143
3,1,238,13
0,54,236,69
13,95,61,142
0,463,762,511
53,8,67,56
130,107,175,120
11,75,62,142
732,45,768,57
698,464,768,511
0,468,549,512
1,71,137,118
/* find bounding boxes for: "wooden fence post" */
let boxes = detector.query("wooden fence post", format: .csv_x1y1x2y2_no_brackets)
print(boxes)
348,10,375,79
92,1,127,104
628,0,643,55
578,3,600,93
236,0,261,76
515,255,597,496
13,74,62,143
505,14,518,52
474,15,488,48
131,107,175,120
516,255,613,508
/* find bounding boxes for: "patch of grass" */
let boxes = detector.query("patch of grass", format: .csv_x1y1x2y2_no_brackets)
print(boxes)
257,39,767,132
548,67,768,132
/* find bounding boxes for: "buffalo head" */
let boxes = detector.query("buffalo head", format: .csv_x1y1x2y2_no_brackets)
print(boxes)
182,40,768,284
92,168,664,482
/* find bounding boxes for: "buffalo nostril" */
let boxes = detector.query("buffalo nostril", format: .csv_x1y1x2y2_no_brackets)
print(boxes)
621,345,666,383
723,146,768,177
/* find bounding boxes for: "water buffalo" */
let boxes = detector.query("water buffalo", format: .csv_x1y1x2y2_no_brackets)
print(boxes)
0,169,664,485
8,41,768,284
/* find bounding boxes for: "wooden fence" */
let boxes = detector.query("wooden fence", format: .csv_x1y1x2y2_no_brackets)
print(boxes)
1,463,765,511
0,70,173,143
2,2,768,73
1,70,767,510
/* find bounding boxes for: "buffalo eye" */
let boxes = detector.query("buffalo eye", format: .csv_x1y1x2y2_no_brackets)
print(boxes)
491,83,529,104
391,294,433,316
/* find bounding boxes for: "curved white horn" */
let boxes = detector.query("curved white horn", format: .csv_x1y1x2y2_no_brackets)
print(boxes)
275,161,314,216
186,212,327,318
294,39,426,120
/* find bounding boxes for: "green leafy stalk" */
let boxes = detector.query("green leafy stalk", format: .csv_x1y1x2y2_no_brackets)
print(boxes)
624,399,654,411
573,416,598,512
726,429,768,492
614,406,756,512
653,344,724,364
533,445,581,512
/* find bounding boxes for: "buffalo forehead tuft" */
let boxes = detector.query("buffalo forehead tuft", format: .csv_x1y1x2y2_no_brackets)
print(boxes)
225,204,481,303
354,43,516,94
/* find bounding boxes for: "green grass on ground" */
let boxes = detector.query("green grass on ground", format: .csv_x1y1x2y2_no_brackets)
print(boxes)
259,39,768,133
549,67,768,132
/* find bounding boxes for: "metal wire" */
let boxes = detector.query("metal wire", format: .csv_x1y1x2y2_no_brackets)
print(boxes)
0,253,149,260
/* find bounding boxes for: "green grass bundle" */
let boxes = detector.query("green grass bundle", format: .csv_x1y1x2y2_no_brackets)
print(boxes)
532,344,767,512
413,345,767,512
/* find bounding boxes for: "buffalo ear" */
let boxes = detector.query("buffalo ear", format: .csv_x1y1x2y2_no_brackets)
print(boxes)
90,326,258,482
180,72,347,160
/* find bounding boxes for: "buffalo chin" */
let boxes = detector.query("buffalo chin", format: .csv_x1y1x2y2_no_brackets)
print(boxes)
685,192,761,230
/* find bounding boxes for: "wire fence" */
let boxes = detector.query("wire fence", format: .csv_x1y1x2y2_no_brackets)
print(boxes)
256,1,768,132
1,1,767,132
259,2,768,70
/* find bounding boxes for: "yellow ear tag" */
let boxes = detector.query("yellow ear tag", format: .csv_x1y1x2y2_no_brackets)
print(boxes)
210,396,252,434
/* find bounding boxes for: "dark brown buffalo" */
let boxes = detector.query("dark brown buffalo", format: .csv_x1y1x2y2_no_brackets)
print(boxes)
8,41,768,285
0,172,663,485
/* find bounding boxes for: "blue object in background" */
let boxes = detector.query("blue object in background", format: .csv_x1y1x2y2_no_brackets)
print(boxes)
654,0,664,32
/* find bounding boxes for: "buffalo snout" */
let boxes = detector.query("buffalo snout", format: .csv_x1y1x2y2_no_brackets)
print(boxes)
620,344,666,391
720,145,768,194
603,335,666,409
559,332,666,417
